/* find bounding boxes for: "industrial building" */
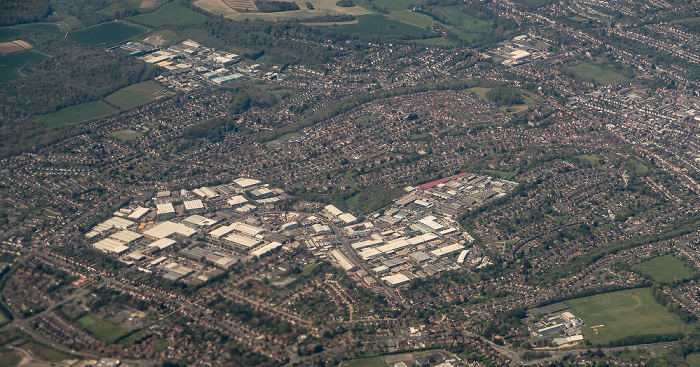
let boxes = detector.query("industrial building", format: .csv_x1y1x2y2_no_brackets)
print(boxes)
144,221,196,239
330,249,356,271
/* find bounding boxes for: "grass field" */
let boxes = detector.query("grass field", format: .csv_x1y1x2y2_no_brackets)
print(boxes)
110,130,145,141
634,255,695,283
117,330,146,346
413,37,453,46
0,312,9,326
151,340,170,351
36,102,117,128
20,342,71,363
105,80,169,109
389,10,435,29
0,23,63,42
346,356,389,367
0,50,46,83
195,0,371,20
0,348,23,367
564,288,685,345
78,313,131,343
687,353,700,367
578,154,604,166
570,63,629,85
131,2,210,26
328,14,435,37
68,22,146,46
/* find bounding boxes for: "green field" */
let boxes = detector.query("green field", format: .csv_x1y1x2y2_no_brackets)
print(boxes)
346,356,389,367
20,342,71,363
0,50,47,83
687,353,700,367
78,313,131,343
634,255,695,283
131,2,209,26
389,10,435,28
36,101,117,128
68,22,145,46
326,14,435,37
570,63,629,85
117,330,146,346
0,23,64,42
0,312,9,326
0,348,23,367
151,340,170,351
110,130,145,141
564,288,685,345
105,80,168,109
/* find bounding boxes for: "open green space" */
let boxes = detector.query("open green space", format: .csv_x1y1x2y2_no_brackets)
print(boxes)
118,330,146,346
687,352,700,367
483,169,517,180
346,356,390,367
437,6,490,32
0,312,9,326
389,10,435,29
325,14,435,37
570,63,629,85
0,50,47,83
634,255,695,283
630,160,649,175
0,23,63,42
78,313,131,343
0,349,23,367
105,80,168,109
20,342,71,363
151,340,170,351
672,17,700,28
36,102,117,128
467,87,491,99
68,21,145,46
131,2,209,27
564,288,685,345
412,37,453,46
578,154,605,166
110,130,145,141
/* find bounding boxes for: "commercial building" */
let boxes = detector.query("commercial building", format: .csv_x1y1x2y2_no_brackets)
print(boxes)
330,249,356,271
144,221,196,239
156,203,175,215
381,273,411,287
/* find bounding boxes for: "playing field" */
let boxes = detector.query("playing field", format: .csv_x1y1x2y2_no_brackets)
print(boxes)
0,50,46,83
565,288,684,345
105,80,169,109
78,313,131,344
36,102,117,128
326,14,435,37
346,356,389,367
68,22,145,46
634,255,695,283
570,63,629,85
131,2,210,26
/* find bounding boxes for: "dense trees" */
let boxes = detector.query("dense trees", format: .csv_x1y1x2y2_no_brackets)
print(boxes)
254,0,300,12
485,87,525,106
0,0,53,25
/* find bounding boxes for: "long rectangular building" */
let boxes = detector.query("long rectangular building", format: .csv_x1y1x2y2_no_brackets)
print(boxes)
330,249,356,271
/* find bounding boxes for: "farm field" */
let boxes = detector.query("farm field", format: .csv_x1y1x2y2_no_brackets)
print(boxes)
105,80,170,109
0,50,46,83
36,102,117,128
131,2,210,26
78,313,132,344
389,10,435,29
326,14,436,37
634,255,695,283
565,288,684,345
68,22,146,46
194,0,371,20
570,63,629,85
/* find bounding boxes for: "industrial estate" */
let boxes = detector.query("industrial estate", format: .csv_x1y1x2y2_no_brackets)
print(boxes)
1,0,700,366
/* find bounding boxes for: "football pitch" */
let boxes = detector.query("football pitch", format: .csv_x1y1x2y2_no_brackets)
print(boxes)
565,288,684,345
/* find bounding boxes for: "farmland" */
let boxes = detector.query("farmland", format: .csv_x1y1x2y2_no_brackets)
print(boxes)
634,255,695,283
0,50,46,83
194,0,371,21
36,102,117,128
326,14,436,37
68,22,146,46
78,313,132,344
105,80,170,109
131,2,210,26
565,288,685,345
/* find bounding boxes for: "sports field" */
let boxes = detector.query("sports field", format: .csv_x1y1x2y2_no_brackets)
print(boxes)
0,50,46,83
131,2,210,26
570,63,628,85
68,22,146,46
346,356,389,367
564,288,684,345
105,80,169,109
78,313,131,343
36,102,117,128
634,255,695,283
